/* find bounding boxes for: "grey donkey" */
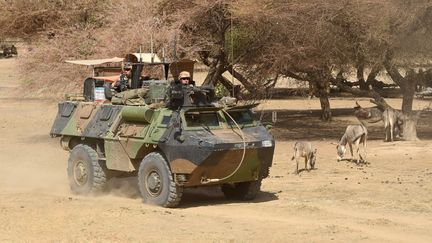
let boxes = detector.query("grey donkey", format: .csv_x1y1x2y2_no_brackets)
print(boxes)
354,101,403,141
336,124,368,163
354,101,383,125
291,141,317,174
383,108,403,142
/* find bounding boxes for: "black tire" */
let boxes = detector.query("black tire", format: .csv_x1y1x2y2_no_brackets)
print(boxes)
67,144,108,194
221,179,262,201
138,152,183,208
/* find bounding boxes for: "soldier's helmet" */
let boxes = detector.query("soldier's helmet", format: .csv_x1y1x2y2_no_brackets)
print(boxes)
178,71,191,80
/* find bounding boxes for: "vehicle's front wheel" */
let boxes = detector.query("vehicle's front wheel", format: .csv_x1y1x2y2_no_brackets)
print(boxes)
138,152,183,207
67,144,108,194
221,179,262,200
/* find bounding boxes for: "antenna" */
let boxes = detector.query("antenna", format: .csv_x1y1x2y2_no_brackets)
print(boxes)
139,44,142,63
162,45,165,63
151,34,154,63
173,34,177,61
230,10,235,97
172,34,179,78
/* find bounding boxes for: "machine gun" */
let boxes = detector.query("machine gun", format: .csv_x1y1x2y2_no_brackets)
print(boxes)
167,83,215,109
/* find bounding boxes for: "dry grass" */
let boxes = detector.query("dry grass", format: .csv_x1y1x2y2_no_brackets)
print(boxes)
0,0,174,98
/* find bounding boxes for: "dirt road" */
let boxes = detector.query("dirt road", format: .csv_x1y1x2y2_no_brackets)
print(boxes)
1,58,431,242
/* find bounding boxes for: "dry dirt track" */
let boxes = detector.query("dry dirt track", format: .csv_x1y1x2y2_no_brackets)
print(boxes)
1,58,432,242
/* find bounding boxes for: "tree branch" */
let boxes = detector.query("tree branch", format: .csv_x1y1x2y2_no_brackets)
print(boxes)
384,51,404,88
332,77,391,111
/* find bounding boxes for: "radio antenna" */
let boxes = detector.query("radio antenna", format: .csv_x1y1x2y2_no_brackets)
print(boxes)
230,10,235,97
139,44,142,63
173,34,177,61
150,34,154,63
172,34,179,77
162,45,166,63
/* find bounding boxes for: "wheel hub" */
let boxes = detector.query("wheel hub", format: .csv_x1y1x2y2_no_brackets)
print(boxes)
146,170,162,196
74,161,88,186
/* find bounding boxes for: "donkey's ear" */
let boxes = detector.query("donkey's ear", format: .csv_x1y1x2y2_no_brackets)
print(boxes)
313,148,317,154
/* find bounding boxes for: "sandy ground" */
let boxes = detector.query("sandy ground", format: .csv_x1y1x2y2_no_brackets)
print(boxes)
1,57,432,242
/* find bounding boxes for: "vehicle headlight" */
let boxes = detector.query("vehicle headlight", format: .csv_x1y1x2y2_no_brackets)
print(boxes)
261,140,273,147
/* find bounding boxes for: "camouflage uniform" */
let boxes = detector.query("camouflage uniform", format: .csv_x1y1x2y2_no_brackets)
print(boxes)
114,73,130,92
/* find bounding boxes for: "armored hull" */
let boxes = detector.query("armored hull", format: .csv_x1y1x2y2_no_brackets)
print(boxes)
51,99,274,207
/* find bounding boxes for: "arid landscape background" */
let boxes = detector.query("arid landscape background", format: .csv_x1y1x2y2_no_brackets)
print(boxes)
1,54,432,242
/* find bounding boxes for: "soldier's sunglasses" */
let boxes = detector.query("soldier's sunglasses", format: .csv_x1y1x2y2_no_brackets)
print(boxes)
180,77,190,80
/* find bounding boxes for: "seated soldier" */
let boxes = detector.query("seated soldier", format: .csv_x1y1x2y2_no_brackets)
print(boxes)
110,63,150,105
93,62,133,91
113,63,132,92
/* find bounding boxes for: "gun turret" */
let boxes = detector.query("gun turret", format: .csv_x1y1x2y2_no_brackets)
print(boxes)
167,84,215,109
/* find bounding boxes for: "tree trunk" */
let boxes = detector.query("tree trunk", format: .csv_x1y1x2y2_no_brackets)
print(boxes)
319,94,331,121
401,81,416,113
203,59,226,86
218,75,234,90
384,55,420,141
226,65,257,93
401,92,414,114
401,112,420,141
365,65,381,88
399,71,418,140
308,71,332,121
356,64,368,90
202,41,227,86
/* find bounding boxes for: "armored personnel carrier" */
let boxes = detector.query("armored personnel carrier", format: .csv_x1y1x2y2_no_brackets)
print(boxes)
50,54,275,207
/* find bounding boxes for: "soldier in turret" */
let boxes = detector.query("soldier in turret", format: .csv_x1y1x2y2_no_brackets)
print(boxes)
178,71,191,85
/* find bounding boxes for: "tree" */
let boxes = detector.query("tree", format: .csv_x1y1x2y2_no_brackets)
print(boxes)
332,1,432,140
157,0,277,99
233,0,432,129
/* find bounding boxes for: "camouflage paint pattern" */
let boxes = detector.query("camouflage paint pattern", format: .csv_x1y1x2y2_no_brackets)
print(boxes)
50,98,274,187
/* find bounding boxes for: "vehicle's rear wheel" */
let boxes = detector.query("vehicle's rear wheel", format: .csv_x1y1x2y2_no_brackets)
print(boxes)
67,144,108,194
221,179,262,200
138,152,183,207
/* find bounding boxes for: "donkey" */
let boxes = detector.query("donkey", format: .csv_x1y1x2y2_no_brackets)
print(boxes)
353,101,383,125
383,108,403,142
353,101,403,141
291,141,317,174
336,124,368,164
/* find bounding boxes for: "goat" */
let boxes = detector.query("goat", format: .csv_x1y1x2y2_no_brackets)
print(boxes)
291,141,317,174
336,125,367,164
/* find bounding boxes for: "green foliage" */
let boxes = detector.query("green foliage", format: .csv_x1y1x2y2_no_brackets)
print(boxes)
224,25,256,62
215,82,230,98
